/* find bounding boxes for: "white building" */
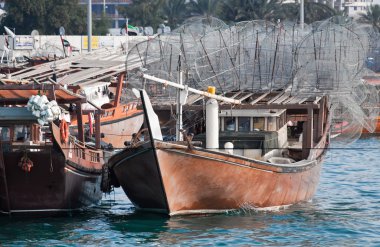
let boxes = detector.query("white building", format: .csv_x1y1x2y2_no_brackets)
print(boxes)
344,0,374,17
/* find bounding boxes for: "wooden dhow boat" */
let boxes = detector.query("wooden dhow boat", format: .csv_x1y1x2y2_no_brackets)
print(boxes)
68,73,144,149
0,83,108,215
3,54,145,148
105,87,330,216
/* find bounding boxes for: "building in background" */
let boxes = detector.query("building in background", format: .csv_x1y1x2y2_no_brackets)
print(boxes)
283,0,379,18
344,0,375,17
79,0,132,29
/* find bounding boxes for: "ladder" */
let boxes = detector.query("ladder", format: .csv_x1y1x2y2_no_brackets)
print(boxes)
0,140,10,214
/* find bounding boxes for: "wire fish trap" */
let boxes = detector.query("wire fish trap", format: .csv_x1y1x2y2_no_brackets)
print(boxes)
126,16,380,144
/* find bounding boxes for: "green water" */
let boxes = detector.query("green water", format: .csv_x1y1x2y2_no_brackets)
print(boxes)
1,137,380,246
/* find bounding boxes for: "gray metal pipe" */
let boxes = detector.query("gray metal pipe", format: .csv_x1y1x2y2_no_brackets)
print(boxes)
87,0,92,52
300,0,304,30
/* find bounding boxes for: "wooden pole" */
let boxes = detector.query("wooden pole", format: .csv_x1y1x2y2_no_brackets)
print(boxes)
302,107,314,159
76,102,84,143
114,73,124,107
317,97,325,140
95,111,101,149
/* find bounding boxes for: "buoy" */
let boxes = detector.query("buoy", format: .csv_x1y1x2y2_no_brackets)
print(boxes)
60,119,69,143
224,142,234,154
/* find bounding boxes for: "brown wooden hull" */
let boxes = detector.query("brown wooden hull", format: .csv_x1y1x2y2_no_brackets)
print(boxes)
0,144,102,215
110,140,326,216
0,123,104,215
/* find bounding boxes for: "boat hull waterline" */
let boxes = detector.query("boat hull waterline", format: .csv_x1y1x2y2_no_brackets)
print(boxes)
111,141,326,216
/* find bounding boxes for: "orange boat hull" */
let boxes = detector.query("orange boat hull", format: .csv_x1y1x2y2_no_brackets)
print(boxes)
110,139,327,216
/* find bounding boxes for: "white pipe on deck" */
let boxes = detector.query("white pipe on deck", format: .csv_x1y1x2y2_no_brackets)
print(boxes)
206,99,219,149
141,73,241,105
176,70,183,141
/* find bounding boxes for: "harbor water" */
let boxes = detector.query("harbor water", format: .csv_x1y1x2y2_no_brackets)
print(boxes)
1,137,379,246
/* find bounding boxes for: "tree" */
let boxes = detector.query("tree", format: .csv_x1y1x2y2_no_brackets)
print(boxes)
161,0,188,28
218,0,280,23
273,1,337,23
118,0,165,29
93,13,112,35
360,4,380,31
2,0,87,35
187,0,222,18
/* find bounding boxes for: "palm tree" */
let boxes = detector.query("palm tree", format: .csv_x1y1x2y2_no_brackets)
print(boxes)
272,0,337,23
187,0,222,18
360,4,380,31
118,0,165,29
161,0,188,28
218,0,281,23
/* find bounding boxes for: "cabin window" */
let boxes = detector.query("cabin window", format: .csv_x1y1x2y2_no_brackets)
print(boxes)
238,117,250,132
13,125,31,142
267,117,277,131
0,127,10,141
279,113,286,127
224,117,236,131
253,117,265,130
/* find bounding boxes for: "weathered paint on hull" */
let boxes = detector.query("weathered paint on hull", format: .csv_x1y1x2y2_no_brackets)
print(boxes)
111,141,325,216
0,146,102,215
71,112,144,148
157,147,322,216
111,146,168,212
100,113,144,148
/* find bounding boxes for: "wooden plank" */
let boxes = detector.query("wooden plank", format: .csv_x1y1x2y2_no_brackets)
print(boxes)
249,92,269,105
267,92,285,105
186,94,204,105
272,92,291,104
313,96,322,104
237,92,254,102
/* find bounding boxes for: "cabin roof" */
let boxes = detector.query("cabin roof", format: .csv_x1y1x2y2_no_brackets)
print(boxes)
5,50,126,86
0,83,86,105
220,109,286,117
0,107,37,121
150,90,323,111
77,80,111,89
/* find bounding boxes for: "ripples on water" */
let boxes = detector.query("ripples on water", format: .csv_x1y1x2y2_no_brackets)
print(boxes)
1,137,380,246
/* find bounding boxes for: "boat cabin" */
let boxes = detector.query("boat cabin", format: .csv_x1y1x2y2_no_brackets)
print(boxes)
0,108,52,149
219,109,286,132
194,109,288,160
